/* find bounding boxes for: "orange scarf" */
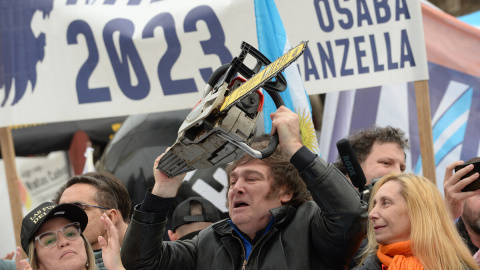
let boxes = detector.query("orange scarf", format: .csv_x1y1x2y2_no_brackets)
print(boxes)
377,240,423,270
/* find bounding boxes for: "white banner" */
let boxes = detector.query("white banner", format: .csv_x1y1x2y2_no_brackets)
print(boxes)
17,151,71,205
0,0,427,126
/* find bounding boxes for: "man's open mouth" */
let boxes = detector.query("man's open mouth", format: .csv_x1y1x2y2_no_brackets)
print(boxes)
234,202,249,208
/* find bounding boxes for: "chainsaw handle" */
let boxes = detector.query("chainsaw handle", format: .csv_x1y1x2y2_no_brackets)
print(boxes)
207,63,230,88
258,90,284,159
259,133,279,159
203,64,230,98
206,62,285,160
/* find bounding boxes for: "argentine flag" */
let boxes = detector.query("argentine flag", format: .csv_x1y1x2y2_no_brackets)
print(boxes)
254,0,319,154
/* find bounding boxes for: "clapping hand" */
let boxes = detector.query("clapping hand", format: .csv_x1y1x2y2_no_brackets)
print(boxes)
14,247,31,270
99,213,125,270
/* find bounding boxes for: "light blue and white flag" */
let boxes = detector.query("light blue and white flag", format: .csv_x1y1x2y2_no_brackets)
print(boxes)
254,0,319,154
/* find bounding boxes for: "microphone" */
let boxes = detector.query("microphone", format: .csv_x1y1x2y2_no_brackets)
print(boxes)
336,139,367,192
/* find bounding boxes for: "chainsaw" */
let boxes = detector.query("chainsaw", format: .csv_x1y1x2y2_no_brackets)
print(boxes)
157,41,308,177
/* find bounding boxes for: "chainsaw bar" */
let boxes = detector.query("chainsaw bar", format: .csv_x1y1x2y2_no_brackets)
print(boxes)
220,41,308,111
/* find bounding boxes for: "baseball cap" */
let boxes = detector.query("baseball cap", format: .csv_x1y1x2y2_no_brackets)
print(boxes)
171,197,221,232
21,202,88,254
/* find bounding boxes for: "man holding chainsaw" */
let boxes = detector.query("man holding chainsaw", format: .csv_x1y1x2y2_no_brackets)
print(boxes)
121,106,367,269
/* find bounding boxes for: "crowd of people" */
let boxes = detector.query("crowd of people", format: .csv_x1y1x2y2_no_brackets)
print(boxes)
2,106,480,270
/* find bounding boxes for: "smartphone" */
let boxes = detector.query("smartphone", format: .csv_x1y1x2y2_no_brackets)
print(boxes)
454,161,480,192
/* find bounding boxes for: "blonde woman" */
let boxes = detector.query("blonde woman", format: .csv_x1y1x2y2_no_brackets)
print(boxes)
355,173,479,270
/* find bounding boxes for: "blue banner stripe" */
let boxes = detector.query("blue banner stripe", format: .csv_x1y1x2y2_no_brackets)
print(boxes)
461,85,480,161
417,123,467,173
434,123,467,165
351,87,381,131
432,88,472,142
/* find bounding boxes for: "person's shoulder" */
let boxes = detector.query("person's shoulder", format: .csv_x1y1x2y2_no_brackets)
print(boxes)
93,249,107,270
0,259,16,270
296,201,318,212
183,219,230,249
208,219,231,235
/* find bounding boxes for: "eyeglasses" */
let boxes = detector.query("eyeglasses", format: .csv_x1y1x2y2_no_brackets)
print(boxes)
35,222,81,248
71,202,110,211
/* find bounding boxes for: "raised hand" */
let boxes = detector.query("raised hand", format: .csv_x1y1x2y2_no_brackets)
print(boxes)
99,213,125,270
2,251,14,260
151,148,187,197
270,106,304,158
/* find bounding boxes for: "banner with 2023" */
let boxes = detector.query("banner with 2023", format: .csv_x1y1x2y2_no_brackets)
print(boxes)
0,0,427,126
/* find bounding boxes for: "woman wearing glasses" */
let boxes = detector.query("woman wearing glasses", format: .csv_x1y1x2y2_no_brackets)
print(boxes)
14,201,125,270
16,202,96,270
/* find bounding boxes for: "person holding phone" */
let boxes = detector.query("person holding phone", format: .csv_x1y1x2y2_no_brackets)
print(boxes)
444,157,480,265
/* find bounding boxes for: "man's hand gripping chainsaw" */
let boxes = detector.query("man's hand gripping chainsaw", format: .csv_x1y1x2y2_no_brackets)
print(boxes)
157,41,308,177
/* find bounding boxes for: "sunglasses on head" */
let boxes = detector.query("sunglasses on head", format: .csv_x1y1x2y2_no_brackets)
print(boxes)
34,222,82,248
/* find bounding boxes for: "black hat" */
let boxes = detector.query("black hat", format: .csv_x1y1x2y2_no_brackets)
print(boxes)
21,202,88,254
171,197,221,232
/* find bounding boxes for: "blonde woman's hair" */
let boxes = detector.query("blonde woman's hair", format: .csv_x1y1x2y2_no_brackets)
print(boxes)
28,234,96,270
360,173,479,270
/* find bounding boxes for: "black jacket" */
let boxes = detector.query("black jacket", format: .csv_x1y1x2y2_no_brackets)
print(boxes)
121,147,368,270
352,254,382,270
457,217,479,255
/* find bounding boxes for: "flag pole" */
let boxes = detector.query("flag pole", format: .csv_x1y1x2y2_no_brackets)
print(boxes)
0,127,25,256
414,80,436,183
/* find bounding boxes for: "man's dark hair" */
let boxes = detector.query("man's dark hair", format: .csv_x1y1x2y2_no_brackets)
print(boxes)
53,172,131,223
226,135,312,208
333,126,410,175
